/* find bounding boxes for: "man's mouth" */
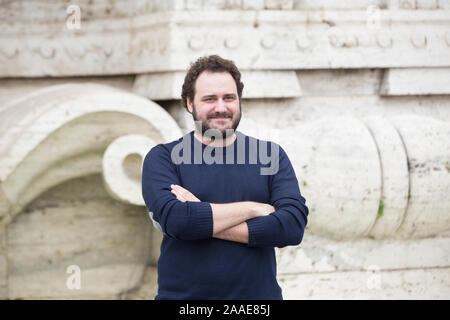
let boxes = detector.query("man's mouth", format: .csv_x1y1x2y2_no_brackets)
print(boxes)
209,115,232,120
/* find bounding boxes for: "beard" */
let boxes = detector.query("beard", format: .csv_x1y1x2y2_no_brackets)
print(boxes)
191,102,242,139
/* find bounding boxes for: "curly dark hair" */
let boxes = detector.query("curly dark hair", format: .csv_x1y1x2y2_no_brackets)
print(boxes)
181,55,244,111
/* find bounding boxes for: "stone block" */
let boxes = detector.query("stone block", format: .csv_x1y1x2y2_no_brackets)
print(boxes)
265,0,294,10
6,175,153,299
133,70,301,100
276,234,450,274
278,267,450,299
380,67,450,95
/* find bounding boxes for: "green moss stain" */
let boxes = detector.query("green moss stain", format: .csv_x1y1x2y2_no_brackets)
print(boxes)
377,200,384,218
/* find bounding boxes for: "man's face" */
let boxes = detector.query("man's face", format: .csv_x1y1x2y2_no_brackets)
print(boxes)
187,71,241,139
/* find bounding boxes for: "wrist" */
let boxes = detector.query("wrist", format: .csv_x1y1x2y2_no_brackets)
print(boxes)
245,201,259,219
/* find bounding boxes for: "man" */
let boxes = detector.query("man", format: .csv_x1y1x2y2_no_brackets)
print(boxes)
142,55,308,300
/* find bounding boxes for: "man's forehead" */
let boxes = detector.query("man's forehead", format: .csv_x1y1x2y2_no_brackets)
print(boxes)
195,71,237,95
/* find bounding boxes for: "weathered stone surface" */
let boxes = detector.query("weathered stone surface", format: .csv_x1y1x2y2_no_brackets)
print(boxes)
133,71,301,100
133,72,184,101
2,0,447,25
239,95,450,127
390,115,450,239
276,234,450,274
277,234,450,299
103,134,156,206
0,76,134,111
165,101,194,134
380,68,450,95
120,265,158,300
0,184,11,229
0,231,7,299
0,83,182,229
1,9,450,76
280,116,382,240
6,174,154,299
296,69,382,96
363,116,409,239
278,267,450,299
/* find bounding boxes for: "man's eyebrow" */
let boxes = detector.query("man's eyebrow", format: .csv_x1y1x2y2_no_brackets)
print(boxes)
201,93,237,99
201,94,217,99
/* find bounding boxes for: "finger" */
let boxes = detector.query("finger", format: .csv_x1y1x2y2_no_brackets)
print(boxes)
172,184,188,192
171,189,181,198
171,185,199,202
181,190,189,198
171,189,186,202
172,185,191,198
182,190,198,202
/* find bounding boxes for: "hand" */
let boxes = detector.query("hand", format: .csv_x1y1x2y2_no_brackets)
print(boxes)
170,184,201,202
250,202,276,217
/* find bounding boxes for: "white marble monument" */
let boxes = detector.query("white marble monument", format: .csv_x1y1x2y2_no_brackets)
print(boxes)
0,0,449,299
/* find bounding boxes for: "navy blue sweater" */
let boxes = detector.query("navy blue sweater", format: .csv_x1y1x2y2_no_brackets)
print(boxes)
142,130,308,300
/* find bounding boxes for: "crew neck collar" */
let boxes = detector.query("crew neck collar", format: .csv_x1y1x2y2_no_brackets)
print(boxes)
191,130,240,148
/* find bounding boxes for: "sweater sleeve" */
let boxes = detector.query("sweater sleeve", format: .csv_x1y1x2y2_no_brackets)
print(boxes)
246,144,309,248
142,144,213,241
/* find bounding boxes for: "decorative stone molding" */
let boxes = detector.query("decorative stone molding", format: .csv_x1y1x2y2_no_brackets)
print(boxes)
410,31,428,48
0,10,449,77
270,115,449,240
364,117,409,239
0,83,182,230
224,37,241,49
103,134,156,206
376,30,393,48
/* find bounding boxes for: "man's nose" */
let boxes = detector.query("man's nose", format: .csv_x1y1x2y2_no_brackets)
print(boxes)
214,98,227,111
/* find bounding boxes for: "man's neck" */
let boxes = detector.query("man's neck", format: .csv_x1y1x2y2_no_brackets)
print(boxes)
194,130,237,147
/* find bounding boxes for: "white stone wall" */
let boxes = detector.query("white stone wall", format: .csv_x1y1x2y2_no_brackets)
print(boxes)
0,0,449,299
4,175,157,299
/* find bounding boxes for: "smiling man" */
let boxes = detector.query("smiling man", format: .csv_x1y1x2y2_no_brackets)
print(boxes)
142,55,308,300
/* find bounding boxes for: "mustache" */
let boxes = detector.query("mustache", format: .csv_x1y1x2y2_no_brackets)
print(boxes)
208,113,233,119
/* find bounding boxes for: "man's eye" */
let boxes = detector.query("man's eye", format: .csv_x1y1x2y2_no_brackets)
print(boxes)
225,96,235,101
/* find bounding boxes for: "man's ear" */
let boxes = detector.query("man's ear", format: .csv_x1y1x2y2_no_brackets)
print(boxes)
186,97,193,114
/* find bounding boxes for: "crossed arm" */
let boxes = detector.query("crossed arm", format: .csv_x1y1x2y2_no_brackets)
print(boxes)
170,184,274,244
142,144,308,248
